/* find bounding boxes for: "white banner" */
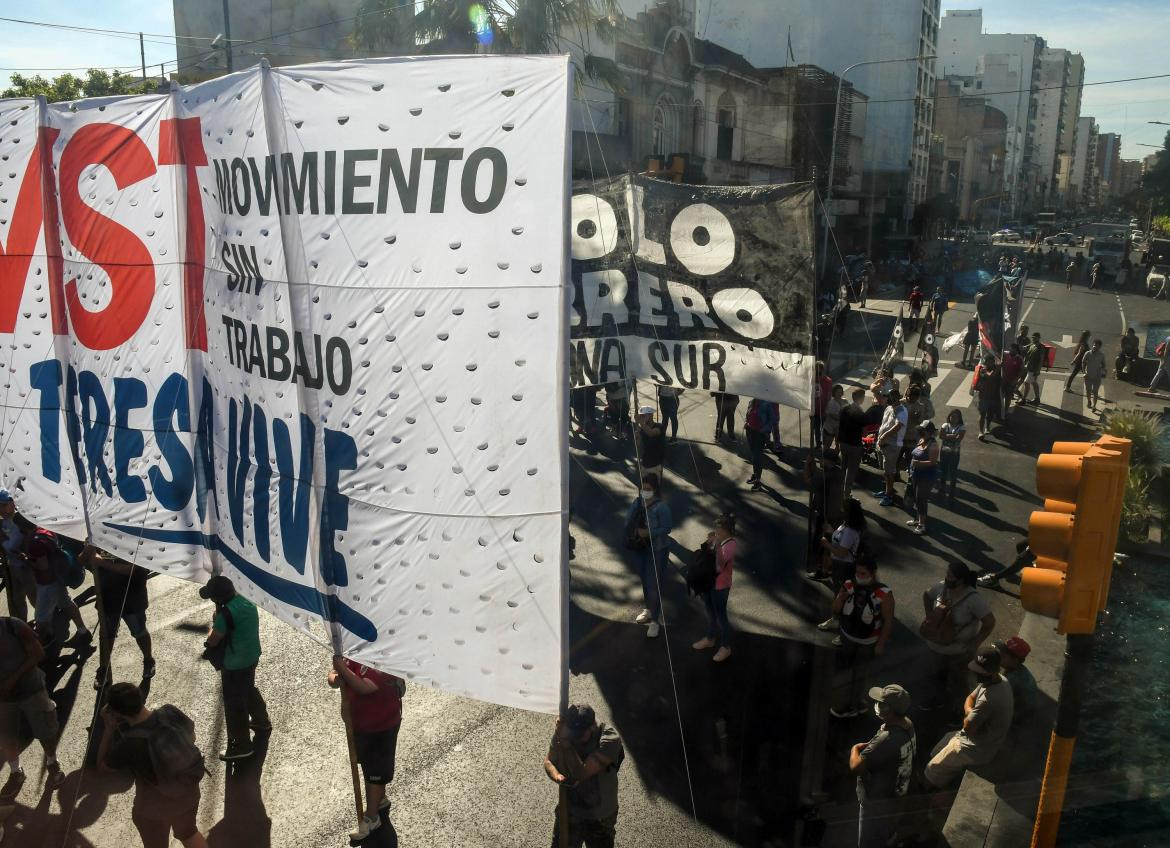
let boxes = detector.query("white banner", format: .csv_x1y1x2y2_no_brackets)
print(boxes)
0,56,571,714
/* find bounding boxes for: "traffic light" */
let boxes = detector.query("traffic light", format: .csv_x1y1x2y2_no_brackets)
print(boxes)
1021,436,1130,634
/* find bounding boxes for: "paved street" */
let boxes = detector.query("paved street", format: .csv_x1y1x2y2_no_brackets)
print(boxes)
4,257,1170,848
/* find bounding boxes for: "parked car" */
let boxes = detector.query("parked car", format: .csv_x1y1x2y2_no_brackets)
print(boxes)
1044,232,1078,246
1148,264,1170,299
971,230,991,245
992,228,1019,242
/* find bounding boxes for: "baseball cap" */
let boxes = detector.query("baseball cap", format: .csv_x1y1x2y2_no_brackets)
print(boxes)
868,684,911,715
198,574,236,603
563,703,596,732
637,405,655,416
995,636,1031,661
968,649,1002,677
0,489,12,504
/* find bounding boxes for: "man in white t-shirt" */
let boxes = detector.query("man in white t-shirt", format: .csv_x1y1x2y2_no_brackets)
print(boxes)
873,391,907,507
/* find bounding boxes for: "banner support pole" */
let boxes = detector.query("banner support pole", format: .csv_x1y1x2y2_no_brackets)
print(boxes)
340,696,366,825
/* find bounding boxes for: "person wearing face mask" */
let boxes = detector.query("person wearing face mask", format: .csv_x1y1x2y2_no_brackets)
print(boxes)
625,474,672,639
691,513,736,663
827,558,894,718
920,562,996,713
849,685,916,848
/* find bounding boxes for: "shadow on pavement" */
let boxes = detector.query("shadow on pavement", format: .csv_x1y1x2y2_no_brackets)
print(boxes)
207,731,273,847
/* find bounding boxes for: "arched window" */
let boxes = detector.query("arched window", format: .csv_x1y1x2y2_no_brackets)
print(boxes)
716,91,737,161
652,94,679,156
692,100,704,156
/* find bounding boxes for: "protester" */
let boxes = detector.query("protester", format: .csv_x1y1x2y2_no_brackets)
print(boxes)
961,314,979,368
634,405,666,483
27,527,91,645
822,384,845,449
938,410,966,501
744,398,778,492
1,614,68,802
1020,333,1045,405
805,447,846,535
972,355,1002,440
1148,333,1170,392
0,491,37,622
921,562,996,712
692,513,736,662
1089,259,1102,290
814,497,866,592
924,649,1014,788
603,382,631,440
839,389,869,499
812,361,832,449
907,286,923,329
901,386,932,465
626,473,672,639
850,685,916,848
97,682,208,848
1000,345,1023,412
827,559,894,718
906,421,939,535
1116,328,1139,380
83,545,155,691
929,287,948,330
544,704,624,848
977,539,1037,587
656,385,681,441
1081,339,1107,410
1014,324,1031,354
1065,260,1076,291
712,392,740,441
995,637,1037,728
1064,330,1092,390
328,655,404,840
200,575,271,760
873,390,906,507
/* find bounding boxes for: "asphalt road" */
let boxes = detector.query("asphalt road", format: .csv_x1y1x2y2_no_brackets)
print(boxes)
4,254,1168,848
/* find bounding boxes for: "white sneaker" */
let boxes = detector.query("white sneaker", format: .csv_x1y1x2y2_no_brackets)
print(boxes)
350,814,382,841
692,637,716,650
712,646,732,662
635,609,652,624
977,574,998,587
646,622,661,638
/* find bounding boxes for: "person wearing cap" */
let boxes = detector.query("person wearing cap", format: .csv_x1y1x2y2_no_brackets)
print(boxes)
995,636,1037,727
201,575,270,761
544,703,624,847
921,562,996,712
873,390,906,508
327,655,404,841
634,405,666,484
744,398,779,492
850,684,916,848
924,649,1014,788
905,421,939,536
0,490,37,623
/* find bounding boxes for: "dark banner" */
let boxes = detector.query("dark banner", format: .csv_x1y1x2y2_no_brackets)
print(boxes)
569,175,816,409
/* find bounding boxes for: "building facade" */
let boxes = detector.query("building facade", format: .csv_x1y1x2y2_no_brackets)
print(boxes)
1068,116,1099,211
929,77,1007,224
1032,48,1084,210
939,9,1044,218
1096,132,1123,200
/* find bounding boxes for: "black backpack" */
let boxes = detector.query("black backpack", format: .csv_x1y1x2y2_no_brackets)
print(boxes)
122,705,206,797
686,544,717,597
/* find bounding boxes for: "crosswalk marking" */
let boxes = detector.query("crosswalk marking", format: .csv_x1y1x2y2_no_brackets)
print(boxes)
944,369,973,411
1040,376,1064,409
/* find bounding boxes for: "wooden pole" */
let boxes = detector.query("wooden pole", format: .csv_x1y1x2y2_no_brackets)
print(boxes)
340,694,365,824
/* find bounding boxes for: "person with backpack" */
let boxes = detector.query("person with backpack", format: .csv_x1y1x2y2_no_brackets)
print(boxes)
328,655,404,841
827,559,894,719
200,575,271,761
920,562,996,713
0,615,66,800
625,474,672,639
82,544,155,691
98,681,207,848
744,398,779,492
27,527,90,645
544,703,624,848
691,513,736,663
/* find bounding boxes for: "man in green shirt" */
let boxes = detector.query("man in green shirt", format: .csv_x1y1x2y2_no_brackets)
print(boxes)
201,575,270,761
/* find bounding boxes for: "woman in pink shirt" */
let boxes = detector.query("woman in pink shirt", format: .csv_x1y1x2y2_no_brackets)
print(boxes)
692,513,736,662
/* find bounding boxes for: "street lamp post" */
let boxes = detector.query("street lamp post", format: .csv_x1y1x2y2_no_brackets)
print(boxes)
821,54,936,272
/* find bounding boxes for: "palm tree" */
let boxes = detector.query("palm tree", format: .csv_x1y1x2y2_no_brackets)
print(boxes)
350,0,625,92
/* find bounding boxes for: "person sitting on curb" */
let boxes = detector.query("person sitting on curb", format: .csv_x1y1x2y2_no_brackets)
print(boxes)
995,637,1037,729
924,649,1014,788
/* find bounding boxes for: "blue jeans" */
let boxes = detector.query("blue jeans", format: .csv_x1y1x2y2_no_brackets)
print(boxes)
703,588,732,647
637,546,669,622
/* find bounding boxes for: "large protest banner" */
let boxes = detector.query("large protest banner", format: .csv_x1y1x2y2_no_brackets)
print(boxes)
569,175,815,409
0,56,571,713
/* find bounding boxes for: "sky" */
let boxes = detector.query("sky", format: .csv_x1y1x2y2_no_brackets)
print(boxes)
1,0,1166,159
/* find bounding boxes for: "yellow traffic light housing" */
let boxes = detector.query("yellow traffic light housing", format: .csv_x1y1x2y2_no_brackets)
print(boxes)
1022,436,1130,634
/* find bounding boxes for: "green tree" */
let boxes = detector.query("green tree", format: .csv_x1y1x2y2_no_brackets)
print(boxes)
2,69,151,102
350,0,624,91
1143,130,1170,216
